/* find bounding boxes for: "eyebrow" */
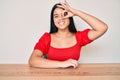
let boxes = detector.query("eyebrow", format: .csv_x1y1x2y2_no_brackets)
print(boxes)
53,14,59,16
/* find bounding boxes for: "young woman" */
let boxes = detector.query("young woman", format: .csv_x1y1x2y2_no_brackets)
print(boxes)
29,0,108,68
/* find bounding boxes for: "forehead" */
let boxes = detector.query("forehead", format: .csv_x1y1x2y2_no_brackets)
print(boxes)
54,8,64,15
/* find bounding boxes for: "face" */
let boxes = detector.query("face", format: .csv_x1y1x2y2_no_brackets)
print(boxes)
53,8,70,30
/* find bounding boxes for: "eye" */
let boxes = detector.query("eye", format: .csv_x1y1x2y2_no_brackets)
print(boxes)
64,12,68,16
54,15,58,18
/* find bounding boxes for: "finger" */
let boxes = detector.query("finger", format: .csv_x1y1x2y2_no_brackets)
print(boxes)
68,63,75,68
75,62,78,68
70,63,76,68
64,0,70,7
71,60,78,68
68,59,78,68
60,2,67,8
73,63,78,69
72,63,77,69
64,0,68,5
64,0,67,3
57,2,67,10
62,11,71,19
63,16,69,19
57,5,65,9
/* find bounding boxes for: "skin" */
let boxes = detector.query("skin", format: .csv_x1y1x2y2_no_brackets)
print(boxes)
29,0,108,69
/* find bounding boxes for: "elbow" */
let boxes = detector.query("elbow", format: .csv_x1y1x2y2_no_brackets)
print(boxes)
104,23,108,32
100,23,108,34
97,23,108,37
28,59,32,67
28,57,43,68
101,24,108,37
28,58,35,67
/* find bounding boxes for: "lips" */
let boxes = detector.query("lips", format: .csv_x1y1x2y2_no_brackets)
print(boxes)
58,21,65,26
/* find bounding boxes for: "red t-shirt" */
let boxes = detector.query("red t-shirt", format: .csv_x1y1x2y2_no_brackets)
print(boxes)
34,29,92,61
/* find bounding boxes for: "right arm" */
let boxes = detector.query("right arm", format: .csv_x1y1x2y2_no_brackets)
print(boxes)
28,50,78,68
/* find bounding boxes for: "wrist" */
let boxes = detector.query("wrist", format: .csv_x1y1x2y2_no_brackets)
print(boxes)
54,61,65,68
73,9,81,16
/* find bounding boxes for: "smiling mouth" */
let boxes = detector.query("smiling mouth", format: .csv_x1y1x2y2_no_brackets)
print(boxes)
58,21,65,26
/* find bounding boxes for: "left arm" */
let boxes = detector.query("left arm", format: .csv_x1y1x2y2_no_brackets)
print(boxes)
72,9,108,40
58,0,108,40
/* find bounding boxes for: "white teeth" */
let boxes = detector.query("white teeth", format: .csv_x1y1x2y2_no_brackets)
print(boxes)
59,21,64,26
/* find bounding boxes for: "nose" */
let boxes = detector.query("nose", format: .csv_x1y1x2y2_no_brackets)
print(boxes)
59,14,64,20
59,17,63,20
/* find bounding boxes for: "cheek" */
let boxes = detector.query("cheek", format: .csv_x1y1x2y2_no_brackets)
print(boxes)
53,18,70,27
66,19,70,26
54,19,58,25
54,18,57,22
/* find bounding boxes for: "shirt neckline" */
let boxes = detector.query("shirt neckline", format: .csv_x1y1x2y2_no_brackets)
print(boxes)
49,32,78,50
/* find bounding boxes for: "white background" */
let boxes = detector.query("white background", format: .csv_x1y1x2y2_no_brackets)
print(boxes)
0,0,120,63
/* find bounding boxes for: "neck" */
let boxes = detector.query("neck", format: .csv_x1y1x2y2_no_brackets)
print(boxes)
55,29,73,38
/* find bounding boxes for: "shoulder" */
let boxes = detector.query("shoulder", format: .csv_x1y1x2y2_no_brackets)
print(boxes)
76,29,90,35
37,32,51,44
75,29,93,46
40,32,50,40
41,32,50,37
76,29,91,38
34,32,50,54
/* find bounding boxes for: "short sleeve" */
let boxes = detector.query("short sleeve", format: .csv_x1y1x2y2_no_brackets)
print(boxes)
34,32,50,54
76,29,93,46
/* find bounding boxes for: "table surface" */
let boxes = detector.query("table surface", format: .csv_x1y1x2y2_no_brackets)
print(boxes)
0,64,120,80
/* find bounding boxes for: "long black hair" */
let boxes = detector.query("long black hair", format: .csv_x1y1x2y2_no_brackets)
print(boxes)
49,3,77,33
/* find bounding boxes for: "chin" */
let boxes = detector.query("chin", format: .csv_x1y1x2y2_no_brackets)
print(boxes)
57,26,67,29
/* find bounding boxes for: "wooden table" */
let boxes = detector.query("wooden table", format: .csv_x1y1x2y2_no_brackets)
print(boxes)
0,64,120,80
